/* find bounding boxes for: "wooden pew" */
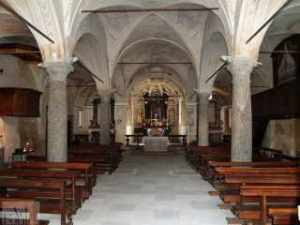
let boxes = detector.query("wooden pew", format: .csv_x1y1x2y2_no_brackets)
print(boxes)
213,166,300,204
0,178,72,225
268,207,298,225
211,167,300,224
0,198,49,225
215,167,300,176
12,161,96,198
0,169,81,210
222,174,300,205
209,160,298,169
240,184,300,225
68,146,122,174
208,161,299,184
185,145,230,174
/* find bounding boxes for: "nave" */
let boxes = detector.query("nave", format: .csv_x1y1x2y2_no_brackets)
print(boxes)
42,152,233,225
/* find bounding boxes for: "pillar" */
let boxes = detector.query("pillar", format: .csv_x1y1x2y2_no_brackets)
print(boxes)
187,102,198,143
99,90,113,145
45,62,73,162
228,57,255,162
198,92,210,146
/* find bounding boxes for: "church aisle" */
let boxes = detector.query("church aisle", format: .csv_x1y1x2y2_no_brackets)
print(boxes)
43,152,233,225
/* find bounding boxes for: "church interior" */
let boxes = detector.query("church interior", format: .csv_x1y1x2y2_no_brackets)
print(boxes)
0,0,300,225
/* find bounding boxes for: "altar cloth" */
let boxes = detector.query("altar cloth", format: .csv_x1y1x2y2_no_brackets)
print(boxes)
143,136,169,152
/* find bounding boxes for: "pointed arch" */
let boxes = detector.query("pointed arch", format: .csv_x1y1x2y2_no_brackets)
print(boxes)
73,32,109,88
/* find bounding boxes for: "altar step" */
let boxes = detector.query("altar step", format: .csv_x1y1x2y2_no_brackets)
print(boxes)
129,147,185,156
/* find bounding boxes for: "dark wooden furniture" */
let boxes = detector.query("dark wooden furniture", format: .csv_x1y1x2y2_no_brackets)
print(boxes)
0,88,41,117
0,198,49,225
68,143,122,174
186,144,300,225
0,168,81,211
241,184,300,225
0,178,71,225
11,161,96,199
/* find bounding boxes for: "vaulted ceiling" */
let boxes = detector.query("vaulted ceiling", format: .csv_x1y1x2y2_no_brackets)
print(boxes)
1,0,300,98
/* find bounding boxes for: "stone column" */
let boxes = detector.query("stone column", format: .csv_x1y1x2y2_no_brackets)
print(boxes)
198,92,210,146
187,102,198,143
45,62,73,162
99,90,113,145
114,101,129,144
228,57,256,162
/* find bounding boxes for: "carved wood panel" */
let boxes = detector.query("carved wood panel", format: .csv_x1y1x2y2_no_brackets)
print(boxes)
0,88,41,117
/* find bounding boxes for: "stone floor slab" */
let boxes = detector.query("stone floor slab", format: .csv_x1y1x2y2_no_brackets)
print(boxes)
40,151,233,225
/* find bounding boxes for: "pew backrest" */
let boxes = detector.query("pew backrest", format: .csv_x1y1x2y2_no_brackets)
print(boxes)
0,198,40,225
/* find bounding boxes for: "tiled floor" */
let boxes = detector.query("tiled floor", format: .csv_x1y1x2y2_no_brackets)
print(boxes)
41,151,233,225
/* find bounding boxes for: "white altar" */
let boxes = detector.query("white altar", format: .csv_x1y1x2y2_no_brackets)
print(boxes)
143,137,169,152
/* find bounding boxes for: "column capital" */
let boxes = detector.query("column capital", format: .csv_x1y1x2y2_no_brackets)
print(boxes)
99,89,116,103
221,56,260,66
225,56,259,85
223,56,261,78
43,62,74,81
193,89,211,96
98,88,116,96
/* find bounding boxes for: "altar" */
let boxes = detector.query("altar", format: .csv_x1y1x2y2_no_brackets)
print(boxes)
143,136,169,152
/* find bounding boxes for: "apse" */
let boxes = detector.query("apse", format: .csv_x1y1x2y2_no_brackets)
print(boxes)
128,75,185,136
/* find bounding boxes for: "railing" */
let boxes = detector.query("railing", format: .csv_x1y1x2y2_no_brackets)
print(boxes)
125,135,187,149
168,135,187,146
259,147,300,161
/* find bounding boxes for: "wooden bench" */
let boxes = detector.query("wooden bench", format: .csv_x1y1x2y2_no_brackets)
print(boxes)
0,169,81,210
268,207,298,225
185,145,230,174
208,161,299,184
0,198,49,225
210,167,300,225
68,147,121,174
0,178,72,225
12,161,96,198
240,184,300,225
221,174,300,205
214,167,300,204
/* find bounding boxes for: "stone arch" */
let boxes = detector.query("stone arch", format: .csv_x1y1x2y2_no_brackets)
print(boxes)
257,1,300,54
68,0,232,50
110,12,195,77
72,32,110,89
200,30,228,89
68,2,142,42
112,38,198,97
127,65,187,98
70,13,107,58
5,0,67,62
255,1,300,93
162,1,232,49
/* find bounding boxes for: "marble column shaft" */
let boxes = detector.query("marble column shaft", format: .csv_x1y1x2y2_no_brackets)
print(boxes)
229,57,255,162
198,92,210,146
46,63,73,162
99,93,112,145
